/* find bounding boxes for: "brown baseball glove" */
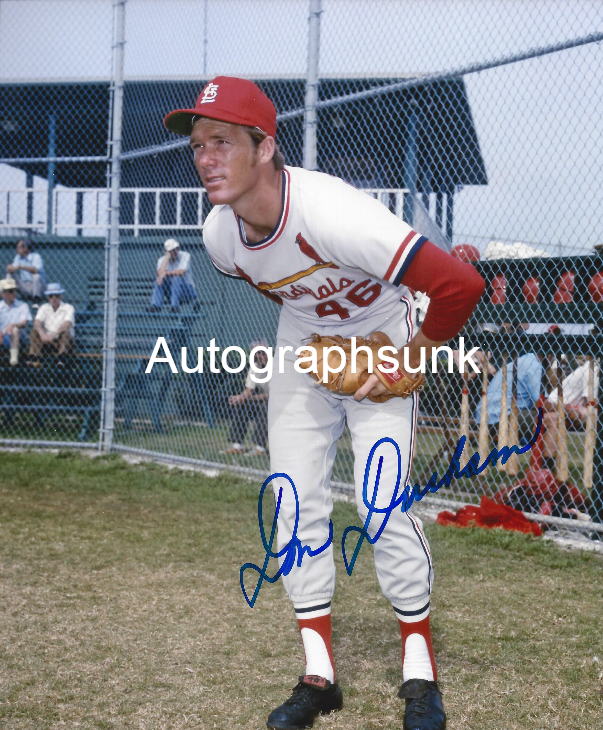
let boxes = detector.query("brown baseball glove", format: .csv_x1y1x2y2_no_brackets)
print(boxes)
297,331,425,403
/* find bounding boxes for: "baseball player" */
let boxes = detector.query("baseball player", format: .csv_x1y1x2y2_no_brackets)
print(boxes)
165,77,485,730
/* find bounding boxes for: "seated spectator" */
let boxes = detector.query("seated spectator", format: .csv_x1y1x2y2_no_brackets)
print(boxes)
149,238,197,312
0,278,32,366
541,357,600,471
5,238,46,301
221,344,270,456
27,283,75,367
476,351,544,447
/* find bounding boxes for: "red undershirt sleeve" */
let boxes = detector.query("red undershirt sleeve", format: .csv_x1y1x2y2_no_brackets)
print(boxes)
400,240,486,341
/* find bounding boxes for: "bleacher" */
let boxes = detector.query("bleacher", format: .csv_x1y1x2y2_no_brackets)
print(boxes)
0,234,281,443
0,266,201,440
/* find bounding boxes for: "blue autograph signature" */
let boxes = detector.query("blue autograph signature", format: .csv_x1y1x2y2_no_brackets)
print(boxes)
341,407,542,575
239,472,333,607
241,408,542,606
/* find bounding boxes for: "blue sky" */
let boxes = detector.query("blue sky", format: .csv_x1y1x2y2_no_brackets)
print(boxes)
1,0,601,254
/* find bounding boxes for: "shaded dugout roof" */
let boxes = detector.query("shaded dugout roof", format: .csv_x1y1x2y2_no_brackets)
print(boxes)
0,77,487,191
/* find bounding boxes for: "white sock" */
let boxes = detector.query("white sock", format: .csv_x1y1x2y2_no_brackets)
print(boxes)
300,628,334,683
403,634,434,682
9,347,18,366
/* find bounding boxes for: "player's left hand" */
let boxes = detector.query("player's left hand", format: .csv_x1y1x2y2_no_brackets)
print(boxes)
298,332,425,403
354,373,388,401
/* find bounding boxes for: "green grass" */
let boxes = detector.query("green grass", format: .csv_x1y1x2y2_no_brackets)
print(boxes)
1,412,593,504
0,451,601,729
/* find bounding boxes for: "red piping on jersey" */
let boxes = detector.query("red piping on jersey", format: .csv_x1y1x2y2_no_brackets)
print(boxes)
384,231,416,281
235,168,291,251
401,240,485,341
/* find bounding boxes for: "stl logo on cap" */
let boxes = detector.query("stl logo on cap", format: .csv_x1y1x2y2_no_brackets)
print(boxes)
200,82,219,104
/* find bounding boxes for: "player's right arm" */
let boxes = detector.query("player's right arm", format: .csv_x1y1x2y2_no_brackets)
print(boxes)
394,239,486,344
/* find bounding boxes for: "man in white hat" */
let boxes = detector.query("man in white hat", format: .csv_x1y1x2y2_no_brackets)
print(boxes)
28,283,75,367
149,238,197,312
0,278,32,366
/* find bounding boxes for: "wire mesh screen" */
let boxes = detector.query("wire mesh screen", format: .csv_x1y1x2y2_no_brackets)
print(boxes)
1,0,602,541
0,0,113,444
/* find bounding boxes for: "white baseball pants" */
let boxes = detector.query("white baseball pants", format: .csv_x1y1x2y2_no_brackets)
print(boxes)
267,355,433,609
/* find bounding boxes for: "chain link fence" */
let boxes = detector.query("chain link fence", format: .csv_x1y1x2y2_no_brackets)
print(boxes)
1,0,602,542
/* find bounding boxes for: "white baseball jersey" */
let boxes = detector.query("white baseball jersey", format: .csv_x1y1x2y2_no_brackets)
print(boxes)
203,166,425,342
35,301,75,337
204,165,433,618
547,361,600,406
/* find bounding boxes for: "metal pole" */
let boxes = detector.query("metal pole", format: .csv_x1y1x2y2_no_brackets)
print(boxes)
591,366,603,523
101,0,126,452
284,30,603,122
446,189,455,241
26,172,33,228
0,155,109,164
46,113,56,235
203,0,208,77
303,0,322,171
402,102,418,226
435,192,443,231
115,29,603,163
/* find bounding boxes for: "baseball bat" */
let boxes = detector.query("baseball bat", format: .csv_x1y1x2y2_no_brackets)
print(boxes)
479,351,490,474
583,355,596,491
507,352,520,476
459,369,470,469
529,393,545,471
556,359,569,481
497,353,509,472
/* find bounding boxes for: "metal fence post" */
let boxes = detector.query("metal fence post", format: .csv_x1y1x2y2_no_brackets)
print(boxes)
46,113,56,234
101,0,126,452
303,0,322,171
402,102,418,226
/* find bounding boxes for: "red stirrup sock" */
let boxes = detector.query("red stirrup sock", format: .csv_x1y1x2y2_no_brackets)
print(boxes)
394,600,437,682
295,601,335,683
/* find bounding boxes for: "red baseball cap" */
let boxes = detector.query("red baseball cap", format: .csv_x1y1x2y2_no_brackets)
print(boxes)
164,76,277,138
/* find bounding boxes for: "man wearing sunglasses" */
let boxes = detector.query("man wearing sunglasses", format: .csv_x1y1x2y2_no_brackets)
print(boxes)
28,283,75,367
0,277,32,366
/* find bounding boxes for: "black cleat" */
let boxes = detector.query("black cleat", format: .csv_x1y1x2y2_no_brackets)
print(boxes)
398,678,446,730
267,675,343,729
